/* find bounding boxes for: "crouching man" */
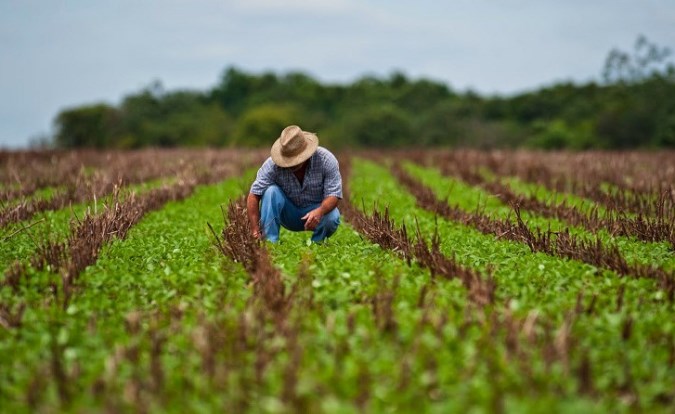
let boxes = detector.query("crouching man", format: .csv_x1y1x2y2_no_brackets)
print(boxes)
247,125,342,243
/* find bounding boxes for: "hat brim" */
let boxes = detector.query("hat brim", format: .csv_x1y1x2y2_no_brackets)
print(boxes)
270,131,319,167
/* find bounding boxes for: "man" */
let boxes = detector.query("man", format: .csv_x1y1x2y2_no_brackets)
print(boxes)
247,125,342,243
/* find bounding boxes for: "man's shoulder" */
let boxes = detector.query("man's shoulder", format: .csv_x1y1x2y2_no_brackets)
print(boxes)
316,146,335,156
315,147,338,164
261,157,278,170
255,157,280,178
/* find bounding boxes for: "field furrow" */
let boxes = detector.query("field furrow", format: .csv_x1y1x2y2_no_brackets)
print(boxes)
425,158,675,252
0,149,260,228
411,150,674,220
1,152,258,274
399,162,675,279
1,149,673,412
2,157,254,317
205,168,598,411
0,179,172,275
0,173,253,411
348,158,674,409
351,158,674,397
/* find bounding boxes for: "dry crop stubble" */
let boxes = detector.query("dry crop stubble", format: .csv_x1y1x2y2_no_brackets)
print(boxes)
343,155,614,408
1,149,673,411
350,156,674,406
2,150,257,323
0,149,262,228
390,161,674,300
404,150,675,249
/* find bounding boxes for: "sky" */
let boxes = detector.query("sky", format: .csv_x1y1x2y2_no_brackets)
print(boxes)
1,0,674,149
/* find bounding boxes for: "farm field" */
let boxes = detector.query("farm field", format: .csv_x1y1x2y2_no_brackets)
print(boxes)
1,149,674,413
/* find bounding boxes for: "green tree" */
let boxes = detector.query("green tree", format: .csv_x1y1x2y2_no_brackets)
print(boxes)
603,35,673,84
416,101,465,146
54,103,121,148
653,112,675,146
50,38,675,150
210,67,260,115
231,104,302,147
344,104,412,147
527,120,595,150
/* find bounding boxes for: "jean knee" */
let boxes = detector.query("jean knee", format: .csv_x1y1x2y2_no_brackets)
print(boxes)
262,185,285,207
325,208,340,230
262,185,283,200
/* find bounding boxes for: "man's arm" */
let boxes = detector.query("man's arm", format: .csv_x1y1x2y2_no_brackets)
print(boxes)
246,192,262,239
248,158,276,239
301,196,339,231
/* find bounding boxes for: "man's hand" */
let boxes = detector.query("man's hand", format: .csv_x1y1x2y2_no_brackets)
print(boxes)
302,196,339,231
247,193,262,240
301,208,324,230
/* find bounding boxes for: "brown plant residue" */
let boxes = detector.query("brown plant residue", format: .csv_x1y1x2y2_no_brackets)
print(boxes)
209,195,317,411
5,153,252,314
339,155,495,308
0,149,266,227
390,162,674,302
411,150,675,251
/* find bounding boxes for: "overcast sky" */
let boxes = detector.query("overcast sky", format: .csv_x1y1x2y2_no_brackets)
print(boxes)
1,0,673,148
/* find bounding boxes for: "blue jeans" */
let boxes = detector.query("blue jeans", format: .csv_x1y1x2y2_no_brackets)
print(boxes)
260,185,340,242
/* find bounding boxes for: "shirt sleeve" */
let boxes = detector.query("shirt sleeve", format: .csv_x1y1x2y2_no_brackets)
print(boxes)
322,151,343,199
250,158,276,196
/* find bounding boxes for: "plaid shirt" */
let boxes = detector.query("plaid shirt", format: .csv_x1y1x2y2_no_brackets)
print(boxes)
250,147,343,207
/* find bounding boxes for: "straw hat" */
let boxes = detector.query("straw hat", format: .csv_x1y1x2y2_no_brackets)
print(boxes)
270,125,319,168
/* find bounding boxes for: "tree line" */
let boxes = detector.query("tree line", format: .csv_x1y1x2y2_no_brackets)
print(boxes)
53,36,675,150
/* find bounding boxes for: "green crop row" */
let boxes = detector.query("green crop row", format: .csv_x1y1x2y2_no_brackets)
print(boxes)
211,216,601,412
4,170,466,412
404,162,675,271
1,158,672,413
476,166,611,216
348,158,674,411
0,174,253,411
268,226,461,411
1,186,62,208
0,177,177,275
